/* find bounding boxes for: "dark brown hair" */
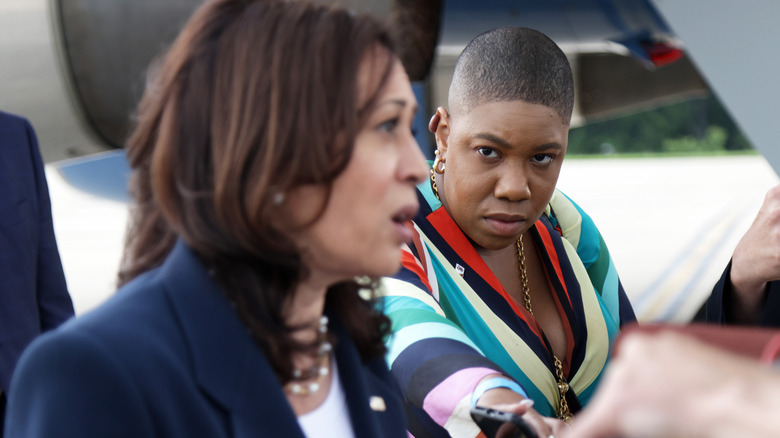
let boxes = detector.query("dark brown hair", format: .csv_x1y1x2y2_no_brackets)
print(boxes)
120,0,396,380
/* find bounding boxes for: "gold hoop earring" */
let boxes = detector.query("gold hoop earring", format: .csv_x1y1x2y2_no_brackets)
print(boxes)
430,168,440,200
432,150,446,174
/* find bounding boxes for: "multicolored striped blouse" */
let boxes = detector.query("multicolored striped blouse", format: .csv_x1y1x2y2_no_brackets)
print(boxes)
379,182,636,437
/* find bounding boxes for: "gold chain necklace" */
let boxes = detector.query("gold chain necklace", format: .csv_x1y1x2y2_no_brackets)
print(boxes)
432,168,573,421
516,238,573,423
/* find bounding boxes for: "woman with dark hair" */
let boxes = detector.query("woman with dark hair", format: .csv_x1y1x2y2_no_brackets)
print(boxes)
4,0,427,436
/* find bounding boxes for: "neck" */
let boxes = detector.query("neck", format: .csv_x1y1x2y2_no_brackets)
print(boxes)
475,241,517,262
477,233,534,296
474,228,533,258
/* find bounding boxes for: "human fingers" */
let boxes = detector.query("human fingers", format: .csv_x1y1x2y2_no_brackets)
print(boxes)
562,399,622,438
486,401,554,438
475,400,552,438
561,359,631,438
497,398,535,416
542,415,568,438
763,184,780,212
517,409,553,438
561,336,648,438
733,185,780,273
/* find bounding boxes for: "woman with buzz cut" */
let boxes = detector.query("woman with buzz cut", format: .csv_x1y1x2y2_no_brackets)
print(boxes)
380,26,636,438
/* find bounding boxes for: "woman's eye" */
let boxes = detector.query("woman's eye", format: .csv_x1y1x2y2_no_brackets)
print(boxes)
531,154,554,164
378,117,400,133
477,147,498,158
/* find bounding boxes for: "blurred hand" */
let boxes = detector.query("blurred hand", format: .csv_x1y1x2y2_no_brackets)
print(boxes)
564,331,780,438
730,184,780,321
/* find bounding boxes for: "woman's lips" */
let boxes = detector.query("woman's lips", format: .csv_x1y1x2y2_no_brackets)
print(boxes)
391,203,418,243
483,215,526,237
393,220,414,243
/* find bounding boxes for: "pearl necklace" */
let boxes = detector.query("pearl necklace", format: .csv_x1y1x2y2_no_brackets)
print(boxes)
284,315,332,396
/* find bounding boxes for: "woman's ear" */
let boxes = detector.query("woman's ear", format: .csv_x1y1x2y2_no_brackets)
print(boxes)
429,106,451,153
428,107,442,133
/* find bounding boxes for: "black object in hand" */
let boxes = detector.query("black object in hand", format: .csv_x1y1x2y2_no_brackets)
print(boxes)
470,406,538,438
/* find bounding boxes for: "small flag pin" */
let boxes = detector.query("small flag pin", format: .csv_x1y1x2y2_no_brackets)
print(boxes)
369,396,386,412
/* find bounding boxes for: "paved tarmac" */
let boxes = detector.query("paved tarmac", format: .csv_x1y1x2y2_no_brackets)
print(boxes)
557,154,779,322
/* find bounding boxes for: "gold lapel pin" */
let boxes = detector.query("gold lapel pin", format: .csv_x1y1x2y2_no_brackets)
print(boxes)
369,396,386,412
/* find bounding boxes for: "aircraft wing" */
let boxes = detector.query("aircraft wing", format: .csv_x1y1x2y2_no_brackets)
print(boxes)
651,0,780,174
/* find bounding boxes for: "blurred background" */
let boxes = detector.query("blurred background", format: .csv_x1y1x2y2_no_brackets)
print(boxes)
1,0,777,320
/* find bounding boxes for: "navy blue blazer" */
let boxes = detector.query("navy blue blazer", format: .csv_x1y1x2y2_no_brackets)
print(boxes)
706,260,780,327
5,241,408,437
0,111,74,393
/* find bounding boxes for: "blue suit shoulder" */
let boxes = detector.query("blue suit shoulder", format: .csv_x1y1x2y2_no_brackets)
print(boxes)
4,266,231,437
0,111,40,165
6,241,408,437
0,110,73,394
0,111,32,133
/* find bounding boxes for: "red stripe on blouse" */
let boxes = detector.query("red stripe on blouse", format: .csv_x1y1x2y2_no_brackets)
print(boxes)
535,221,576,373
401,246,433,293
426,208,541,339
534,222,572,309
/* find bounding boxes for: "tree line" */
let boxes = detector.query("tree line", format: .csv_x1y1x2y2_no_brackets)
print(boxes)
568,94,753,155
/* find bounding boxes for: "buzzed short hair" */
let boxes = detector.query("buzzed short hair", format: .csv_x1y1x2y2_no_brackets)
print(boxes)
449,26,574,123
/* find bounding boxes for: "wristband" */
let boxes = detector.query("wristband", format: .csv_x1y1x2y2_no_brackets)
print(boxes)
471,376,528,407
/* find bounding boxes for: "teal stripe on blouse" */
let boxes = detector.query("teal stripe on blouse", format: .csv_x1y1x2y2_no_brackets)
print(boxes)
385,321,484,366
430,258,557,417
560,192,600,269
418,162,442,210
381,295,437,315
575,289,615,407
601,257,621,328
568,292,619,409
387,307,457,333
595,288,621,349
561,193,621,318
585,234,610,295
576,371,602,408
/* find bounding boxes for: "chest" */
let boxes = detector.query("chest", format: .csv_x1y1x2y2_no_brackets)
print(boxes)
483,236,568,360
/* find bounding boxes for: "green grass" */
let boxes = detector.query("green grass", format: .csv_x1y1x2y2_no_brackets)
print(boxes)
565,149,760,160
